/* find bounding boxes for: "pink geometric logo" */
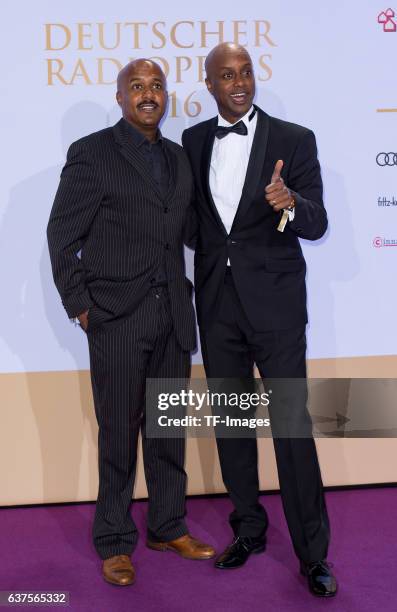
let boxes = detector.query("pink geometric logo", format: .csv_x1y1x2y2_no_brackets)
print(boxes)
378,8,397,31
373,237,384,248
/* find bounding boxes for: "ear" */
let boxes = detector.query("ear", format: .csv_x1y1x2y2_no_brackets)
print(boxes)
116,91,122,107
205,78,213,96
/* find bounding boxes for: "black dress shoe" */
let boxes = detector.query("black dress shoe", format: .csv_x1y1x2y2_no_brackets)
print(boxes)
300,560,337,597
215,536,266,569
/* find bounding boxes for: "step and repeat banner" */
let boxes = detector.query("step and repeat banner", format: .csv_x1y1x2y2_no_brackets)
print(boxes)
0,0,395,374
1,1,397,505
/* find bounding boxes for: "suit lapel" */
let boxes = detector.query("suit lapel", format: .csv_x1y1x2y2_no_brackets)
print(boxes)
201,118,228,235
163,141,178,204
231,108,270,229
112,119,163,202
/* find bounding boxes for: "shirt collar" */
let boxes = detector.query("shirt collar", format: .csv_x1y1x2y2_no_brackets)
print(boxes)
121,117,163,148
217,106,255,128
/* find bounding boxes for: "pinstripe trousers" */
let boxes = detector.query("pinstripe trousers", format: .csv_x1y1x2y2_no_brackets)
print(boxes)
87,286,190,560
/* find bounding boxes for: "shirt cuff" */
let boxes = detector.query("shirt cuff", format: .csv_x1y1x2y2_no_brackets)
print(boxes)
287,208,295,222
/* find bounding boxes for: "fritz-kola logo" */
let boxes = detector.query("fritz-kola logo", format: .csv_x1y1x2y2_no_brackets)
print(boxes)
378,196,397,206
378,9,397,31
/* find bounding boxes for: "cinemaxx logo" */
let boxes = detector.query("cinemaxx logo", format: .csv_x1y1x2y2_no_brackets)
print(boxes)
378,8,397,31
373,237,397,247
376,152,397,166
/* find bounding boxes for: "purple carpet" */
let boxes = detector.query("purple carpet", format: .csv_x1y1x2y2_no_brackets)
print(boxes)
1,488,396,611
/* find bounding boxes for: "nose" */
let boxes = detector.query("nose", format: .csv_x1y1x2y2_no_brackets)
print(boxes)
233,74,244,88
140,84,156,100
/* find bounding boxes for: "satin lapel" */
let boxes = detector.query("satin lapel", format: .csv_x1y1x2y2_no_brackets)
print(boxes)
112,119,163,201
200,118,228,235
231,109,270,229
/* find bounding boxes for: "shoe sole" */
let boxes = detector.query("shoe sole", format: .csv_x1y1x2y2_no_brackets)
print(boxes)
306,588,337,598
215,544,266,569
146,541,216,560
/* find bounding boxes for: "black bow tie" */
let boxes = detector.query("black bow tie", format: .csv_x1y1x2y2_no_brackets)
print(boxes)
215,120,248,140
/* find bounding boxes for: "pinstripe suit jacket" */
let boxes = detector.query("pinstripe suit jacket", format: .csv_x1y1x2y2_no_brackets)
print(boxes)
47,118,196,350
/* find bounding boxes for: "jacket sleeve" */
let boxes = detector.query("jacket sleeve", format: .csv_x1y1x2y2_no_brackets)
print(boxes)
287,129,328,241
47,140,104,318
182,129,198,250
183,202,198,250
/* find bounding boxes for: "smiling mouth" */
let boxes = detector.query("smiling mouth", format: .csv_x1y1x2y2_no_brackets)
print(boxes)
138,103,158,112
230,92,248,104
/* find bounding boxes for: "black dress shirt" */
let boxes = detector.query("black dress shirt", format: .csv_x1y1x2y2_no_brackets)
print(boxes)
122,118,170,198
122,119,170,285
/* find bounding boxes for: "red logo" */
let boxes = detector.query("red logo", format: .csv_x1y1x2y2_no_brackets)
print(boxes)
378,8,397,31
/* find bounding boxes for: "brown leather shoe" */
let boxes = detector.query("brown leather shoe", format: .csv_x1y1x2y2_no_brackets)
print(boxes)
147,534,216,560
102,554,135,586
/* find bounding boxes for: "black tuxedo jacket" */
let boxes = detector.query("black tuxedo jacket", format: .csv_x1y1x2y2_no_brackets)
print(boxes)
182,106,328,332
47,118,196,350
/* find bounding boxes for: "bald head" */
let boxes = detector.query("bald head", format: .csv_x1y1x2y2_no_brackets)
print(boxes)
116,58,168,142
204,43,255,124
117,59,166,92
205,43,252,79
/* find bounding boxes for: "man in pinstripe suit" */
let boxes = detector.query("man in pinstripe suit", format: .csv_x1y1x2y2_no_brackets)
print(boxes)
47,59,215,586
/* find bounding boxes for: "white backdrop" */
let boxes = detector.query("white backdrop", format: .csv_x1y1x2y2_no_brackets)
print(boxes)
0,1,395,373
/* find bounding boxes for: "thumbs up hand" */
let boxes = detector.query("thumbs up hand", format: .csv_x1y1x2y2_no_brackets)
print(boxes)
271,159,284,183
265,160,294,212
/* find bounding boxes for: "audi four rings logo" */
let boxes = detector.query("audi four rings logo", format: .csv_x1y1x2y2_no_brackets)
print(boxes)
376,152,397,166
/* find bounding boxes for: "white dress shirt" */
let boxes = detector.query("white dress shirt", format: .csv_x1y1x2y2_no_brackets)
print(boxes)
209,106,257,236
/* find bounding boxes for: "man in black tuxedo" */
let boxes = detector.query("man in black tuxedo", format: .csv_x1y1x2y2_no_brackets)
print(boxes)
47,59,215,587
182,43,337,597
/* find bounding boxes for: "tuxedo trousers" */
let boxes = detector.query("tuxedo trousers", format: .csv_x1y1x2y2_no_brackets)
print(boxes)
199,270,330,563
87,286,190,560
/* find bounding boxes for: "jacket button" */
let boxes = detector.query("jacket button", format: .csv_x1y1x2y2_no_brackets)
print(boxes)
165,243,171,250
164,207,169,213
227,239,237,246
